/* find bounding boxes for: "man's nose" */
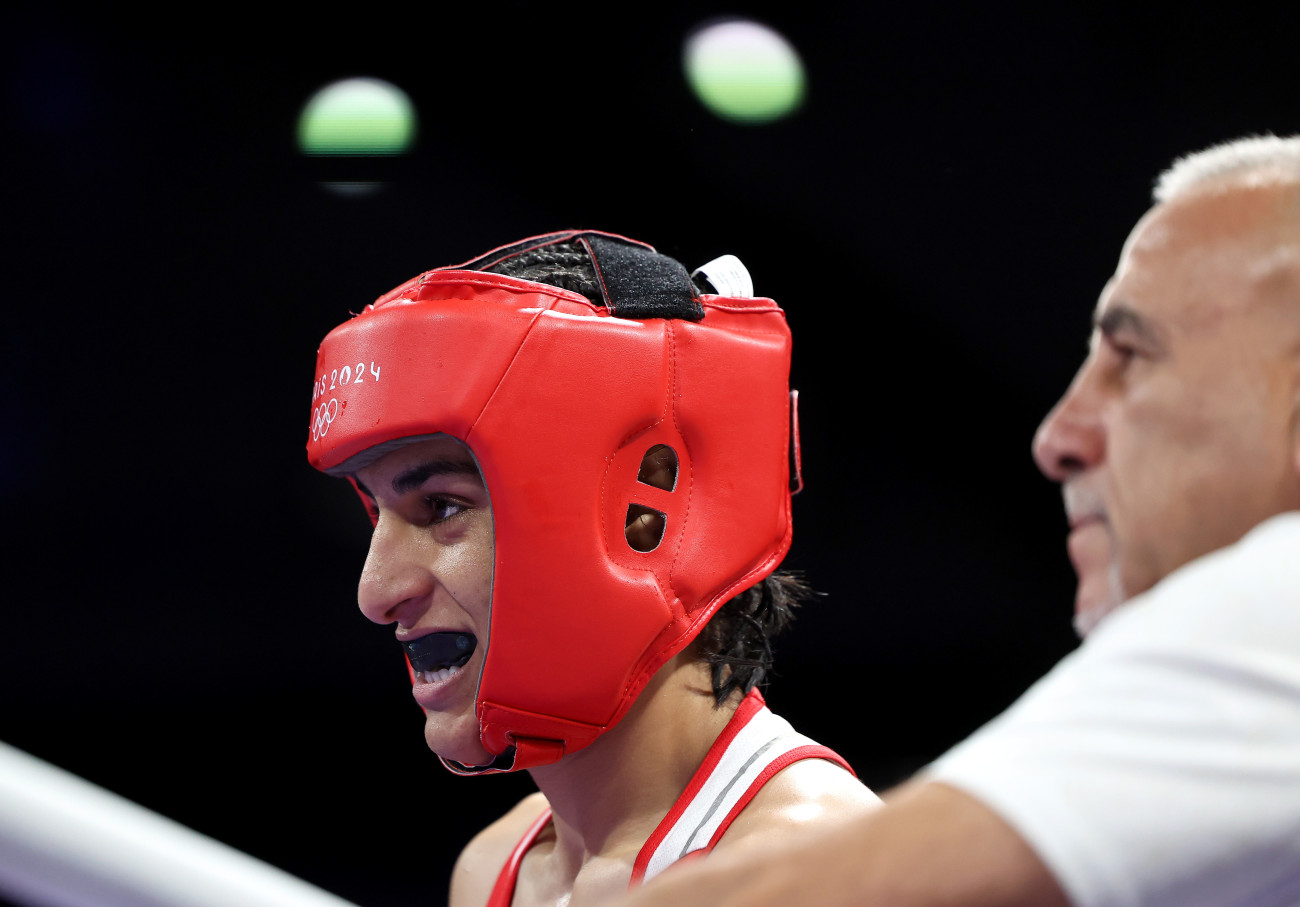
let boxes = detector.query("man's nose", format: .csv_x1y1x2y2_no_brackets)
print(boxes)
1032,369,1105,482
357,517,432,626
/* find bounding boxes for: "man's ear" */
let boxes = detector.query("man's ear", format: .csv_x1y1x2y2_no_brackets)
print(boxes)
1291,382,1300,483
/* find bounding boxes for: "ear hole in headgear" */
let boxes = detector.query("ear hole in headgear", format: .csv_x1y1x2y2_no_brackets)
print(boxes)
636,444,678,491
625,504,667,552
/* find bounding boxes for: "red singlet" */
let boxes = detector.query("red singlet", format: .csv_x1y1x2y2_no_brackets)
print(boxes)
485,689,853,905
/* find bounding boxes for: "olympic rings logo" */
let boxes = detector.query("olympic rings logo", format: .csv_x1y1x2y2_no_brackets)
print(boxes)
311,398,340,442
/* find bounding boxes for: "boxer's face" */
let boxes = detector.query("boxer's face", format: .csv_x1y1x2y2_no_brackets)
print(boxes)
1034,179,1300,633
355,435,495,766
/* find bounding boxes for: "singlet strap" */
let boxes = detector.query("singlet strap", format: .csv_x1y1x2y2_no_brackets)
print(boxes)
629,689,854,885
485,807,553,907
484,690,855,901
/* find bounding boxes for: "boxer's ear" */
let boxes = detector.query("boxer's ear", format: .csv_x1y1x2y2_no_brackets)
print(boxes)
625,445,677,552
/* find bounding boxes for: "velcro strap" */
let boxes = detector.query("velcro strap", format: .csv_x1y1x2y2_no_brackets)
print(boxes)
581,235,704,321
447,230,704,322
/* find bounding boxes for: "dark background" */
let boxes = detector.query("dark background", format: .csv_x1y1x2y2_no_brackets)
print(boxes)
3,4,1296,905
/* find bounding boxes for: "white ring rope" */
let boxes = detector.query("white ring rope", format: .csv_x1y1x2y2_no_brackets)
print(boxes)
0,740,357,907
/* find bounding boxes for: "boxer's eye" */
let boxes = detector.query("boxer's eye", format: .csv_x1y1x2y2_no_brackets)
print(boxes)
424,496,468,525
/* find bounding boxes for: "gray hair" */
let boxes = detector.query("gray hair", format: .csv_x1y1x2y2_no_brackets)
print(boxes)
1153,134,1300,203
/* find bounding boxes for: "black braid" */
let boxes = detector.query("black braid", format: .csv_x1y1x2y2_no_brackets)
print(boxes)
481,241,606,304
482,239,708,305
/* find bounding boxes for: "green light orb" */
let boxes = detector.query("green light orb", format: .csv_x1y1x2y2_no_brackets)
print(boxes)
684,20,806,124
297,78,416,156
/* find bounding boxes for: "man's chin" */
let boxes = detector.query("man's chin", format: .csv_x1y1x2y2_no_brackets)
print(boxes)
1073,599,1114,637
1072,566,1127,637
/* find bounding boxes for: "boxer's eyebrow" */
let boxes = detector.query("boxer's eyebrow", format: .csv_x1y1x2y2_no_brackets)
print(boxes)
353,459,481,502
1095,304,1166,351
391,459,482,495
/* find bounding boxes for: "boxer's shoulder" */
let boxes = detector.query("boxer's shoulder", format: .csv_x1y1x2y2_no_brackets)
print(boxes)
450,792,551,907
712,757,882,853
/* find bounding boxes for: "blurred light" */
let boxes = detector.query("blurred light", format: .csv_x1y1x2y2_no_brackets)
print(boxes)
683,20,806,124
321,181,384,197
297,78,416,156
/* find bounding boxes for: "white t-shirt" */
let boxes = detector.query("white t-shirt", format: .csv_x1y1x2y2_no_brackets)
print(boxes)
927,512,1300,907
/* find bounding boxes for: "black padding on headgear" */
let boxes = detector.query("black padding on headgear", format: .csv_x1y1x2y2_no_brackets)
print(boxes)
581,235,704,321
453,230,704,322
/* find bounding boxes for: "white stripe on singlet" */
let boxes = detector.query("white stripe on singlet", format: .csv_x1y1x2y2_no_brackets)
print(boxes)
639,706,822,883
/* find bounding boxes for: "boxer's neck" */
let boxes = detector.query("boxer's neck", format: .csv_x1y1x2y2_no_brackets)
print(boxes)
527,651,740,875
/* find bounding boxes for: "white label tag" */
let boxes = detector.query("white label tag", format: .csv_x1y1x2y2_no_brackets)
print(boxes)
692,254,754,298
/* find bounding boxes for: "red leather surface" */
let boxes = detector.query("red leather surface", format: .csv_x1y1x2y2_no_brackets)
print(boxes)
307,267,793,770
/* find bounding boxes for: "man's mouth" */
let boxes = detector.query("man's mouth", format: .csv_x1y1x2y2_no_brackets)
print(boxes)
402,632,477,684
1063,483,1107,531
1068,513,1105,530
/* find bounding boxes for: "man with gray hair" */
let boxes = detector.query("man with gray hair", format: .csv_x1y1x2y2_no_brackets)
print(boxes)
618,134,1300,906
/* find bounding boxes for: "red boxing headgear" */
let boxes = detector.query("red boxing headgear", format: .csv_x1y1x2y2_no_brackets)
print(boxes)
306,231,801,773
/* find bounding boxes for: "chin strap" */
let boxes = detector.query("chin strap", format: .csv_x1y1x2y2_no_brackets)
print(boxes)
438,737,566,776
